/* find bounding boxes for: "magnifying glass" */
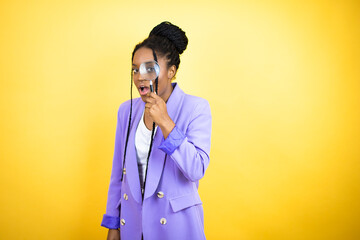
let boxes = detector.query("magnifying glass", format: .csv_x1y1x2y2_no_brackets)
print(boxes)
139,61,160,92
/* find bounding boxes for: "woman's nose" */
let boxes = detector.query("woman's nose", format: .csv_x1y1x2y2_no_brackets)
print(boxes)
138,74,145,81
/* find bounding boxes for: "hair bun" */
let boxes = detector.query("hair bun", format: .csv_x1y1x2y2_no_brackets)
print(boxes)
149,21,188,54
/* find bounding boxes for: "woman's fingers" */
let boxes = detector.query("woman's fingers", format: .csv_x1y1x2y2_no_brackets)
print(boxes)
144,95,156,104
149,92,158,99
144,92,169,126
145,103,152,109
145,92,160,102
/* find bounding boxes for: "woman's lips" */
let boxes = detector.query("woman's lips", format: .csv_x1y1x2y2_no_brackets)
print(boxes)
139,86,150,96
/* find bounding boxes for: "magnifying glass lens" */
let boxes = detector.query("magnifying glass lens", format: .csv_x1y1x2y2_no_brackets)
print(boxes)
139,61,160,81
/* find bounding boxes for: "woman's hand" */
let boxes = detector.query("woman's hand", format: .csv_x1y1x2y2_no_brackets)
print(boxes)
144,92,175,139
107,229,120,240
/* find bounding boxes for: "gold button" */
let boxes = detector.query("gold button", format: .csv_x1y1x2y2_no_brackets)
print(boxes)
120,219,125,226
157,191,164,198
123,193,128,200
122,168,126,175
160,218,167,225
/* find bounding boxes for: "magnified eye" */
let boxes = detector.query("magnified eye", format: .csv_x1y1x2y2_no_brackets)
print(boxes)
146,67,155,72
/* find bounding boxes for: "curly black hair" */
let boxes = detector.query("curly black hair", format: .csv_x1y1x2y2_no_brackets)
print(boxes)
132,21,188,71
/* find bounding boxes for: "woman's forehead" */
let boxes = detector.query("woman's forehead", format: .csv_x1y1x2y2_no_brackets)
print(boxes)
132,47,155,65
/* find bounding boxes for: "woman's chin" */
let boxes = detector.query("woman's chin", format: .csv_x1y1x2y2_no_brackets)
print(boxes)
140,95,147,102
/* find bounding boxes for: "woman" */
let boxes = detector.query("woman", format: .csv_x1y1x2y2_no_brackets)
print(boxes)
101,21,212,240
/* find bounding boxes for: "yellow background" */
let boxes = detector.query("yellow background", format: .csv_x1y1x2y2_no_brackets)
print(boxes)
1,0,359,239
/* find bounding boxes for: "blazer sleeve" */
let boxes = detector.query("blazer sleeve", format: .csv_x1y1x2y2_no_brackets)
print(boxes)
101,104,125,229
159,99,212,182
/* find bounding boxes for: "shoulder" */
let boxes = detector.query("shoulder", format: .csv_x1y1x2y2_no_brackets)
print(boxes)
117,97,142,119
118,97,141,111
174,83,210,109
183,93,211,114
171,83,211,118
183,93,209,106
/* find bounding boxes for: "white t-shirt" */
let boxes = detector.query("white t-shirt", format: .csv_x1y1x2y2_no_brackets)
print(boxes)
135,110,158,189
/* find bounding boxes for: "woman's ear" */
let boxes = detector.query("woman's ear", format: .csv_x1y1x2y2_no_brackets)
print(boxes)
167,65,177,80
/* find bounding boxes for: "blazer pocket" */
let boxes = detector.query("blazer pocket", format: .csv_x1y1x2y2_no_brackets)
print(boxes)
169,192,202,213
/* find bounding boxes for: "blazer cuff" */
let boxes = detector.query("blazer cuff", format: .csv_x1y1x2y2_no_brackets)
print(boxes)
158,126,186,155
101,214,120,229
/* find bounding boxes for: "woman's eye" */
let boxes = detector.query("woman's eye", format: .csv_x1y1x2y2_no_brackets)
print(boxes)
132,69,139,74
146,67,155,72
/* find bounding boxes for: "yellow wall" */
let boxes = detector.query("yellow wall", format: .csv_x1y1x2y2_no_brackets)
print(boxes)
1,0,359,239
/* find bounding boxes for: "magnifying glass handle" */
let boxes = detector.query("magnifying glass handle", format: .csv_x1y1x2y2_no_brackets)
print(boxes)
150,80,154,92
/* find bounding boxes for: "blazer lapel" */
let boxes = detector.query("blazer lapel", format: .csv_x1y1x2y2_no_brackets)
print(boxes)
144,83,185,199
125,99,144,204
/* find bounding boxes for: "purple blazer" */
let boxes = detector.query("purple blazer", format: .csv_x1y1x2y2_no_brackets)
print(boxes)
101,83,212,240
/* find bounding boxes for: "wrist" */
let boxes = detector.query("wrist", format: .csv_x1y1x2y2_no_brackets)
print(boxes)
159,118,175,139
